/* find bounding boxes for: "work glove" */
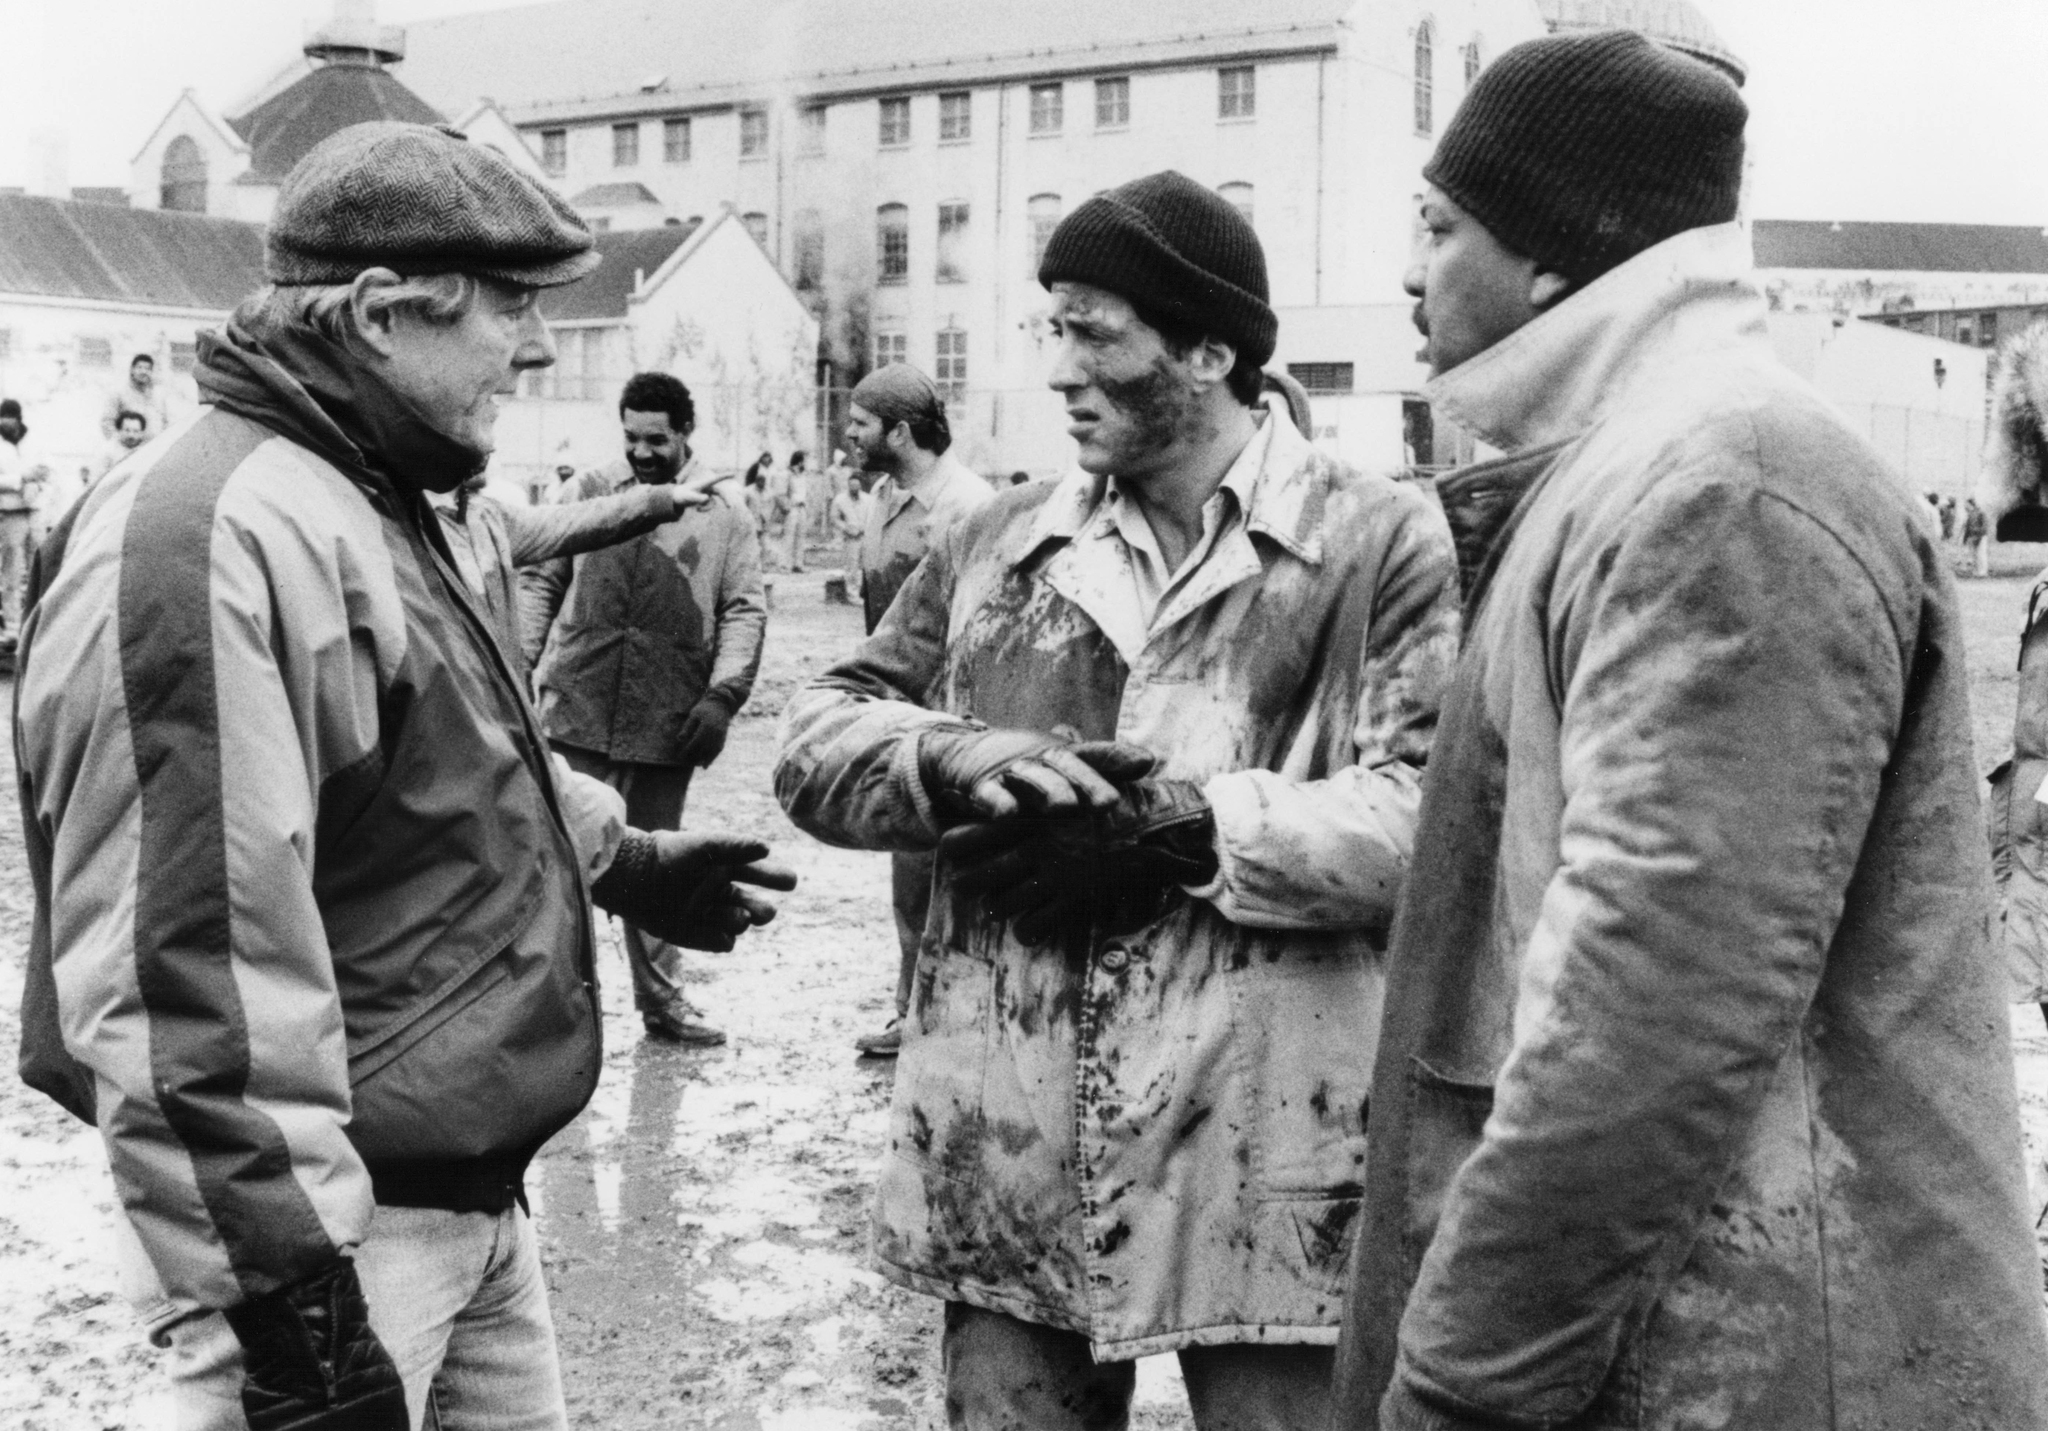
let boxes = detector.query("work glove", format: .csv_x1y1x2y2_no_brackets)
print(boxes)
917,726,1130,823
220,1256,408,1431
944,750,1219,946
590,831,798,952
676,697,734,767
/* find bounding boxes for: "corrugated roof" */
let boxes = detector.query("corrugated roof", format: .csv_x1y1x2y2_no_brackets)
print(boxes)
541,223,697,321
392,0,1348,119
0,194,266,311
1752,220,2048,275
229,60,445,183
570,181,663,208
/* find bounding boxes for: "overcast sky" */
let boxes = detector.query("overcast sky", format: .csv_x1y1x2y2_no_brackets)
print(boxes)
8,0,2046,225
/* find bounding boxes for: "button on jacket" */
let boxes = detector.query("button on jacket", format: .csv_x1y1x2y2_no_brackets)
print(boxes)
775,416,1459,1359
1332,224,2048,1430
523,461,766,765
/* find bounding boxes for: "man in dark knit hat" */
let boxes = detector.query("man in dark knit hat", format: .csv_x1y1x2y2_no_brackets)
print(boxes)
776,170,1459,1427
16,121,794,1431
1332,30,2048,1430
839,360,992,1057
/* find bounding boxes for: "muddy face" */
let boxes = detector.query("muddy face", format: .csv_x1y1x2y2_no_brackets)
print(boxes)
1046,282,1211,484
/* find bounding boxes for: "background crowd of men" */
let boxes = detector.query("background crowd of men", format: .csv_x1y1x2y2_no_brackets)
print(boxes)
13,24,2048,1431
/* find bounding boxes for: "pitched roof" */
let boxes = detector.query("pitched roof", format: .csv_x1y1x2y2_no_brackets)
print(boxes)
392,0,1350,120
1753,220,2048,275
0,194,266,311
228,60,445,183
1536,0,1745,84
541,223,698,321
569,181,663,208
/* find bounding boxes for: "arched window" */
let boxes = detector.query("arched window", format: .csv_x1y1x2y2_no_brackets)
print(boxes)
1027,194,1061,272
742,211,769,247
1414,22,1435,136
160,134,207,213
1218,182,1254,228
1464,37,1483,86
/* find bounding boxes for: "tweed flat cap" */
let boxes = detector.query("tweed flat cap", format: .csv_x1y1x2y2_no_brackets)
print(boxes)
267,122,599,288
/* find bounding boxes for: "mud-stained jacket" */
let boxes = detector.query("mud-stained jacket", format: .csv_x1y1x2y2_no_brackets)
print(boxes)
523,460,766,765
14,323,625,1314
1331,224,2048,1429
858,455,995,633
775,416,1459,1358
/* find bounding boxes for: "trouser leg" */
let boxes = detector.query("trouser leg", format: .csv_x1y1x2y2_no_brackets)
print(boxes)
1178,1343,1335,1431
892,849,935,1019
421,1207,567,1431
0,512,28,631
941,1302,1136,1431
115,1214,245,1431
551,744,694,1012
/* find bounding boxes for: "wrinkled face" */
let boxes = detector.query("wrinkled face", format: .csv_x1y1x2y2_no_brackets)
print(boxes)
130,358,155,392
1405,186,1545,378
1045,281,1206,482
380,279,553,456
622,408,686,483
844,404,902,475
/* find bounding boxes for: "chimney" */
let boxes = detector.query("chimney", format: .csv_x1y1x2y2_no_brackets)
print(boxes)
305,0,405,66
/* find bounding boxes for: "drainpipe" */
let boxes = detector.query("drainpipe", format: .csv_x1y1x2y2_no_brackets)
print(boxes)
992,80,1008,450
1315,52,1326,305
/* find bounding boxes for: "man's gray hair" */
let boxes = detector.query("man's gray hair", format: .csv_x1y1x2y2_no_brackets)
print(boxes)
244,273,481,348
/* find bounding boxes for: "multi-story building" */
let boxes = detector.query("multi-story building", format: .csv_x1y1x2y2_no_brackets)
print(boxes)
392,0,1564,473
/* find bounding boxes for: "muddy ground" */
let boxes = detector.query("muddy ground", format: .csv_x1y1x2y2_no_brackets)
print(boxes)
4,551,2048,1430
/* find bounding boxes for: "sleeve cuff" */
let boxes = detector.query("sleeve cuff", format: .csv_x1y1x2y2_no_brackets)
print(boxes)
892,730,946,843
1187,771,1254,906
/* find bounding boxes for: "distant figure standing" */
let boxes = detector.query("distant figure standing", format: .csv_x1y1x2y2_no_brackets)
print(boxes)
0,398,47,632
1940,493,1958,541
99,352,170,441
783,449,811,571
842,363,993,1057
829,465,868,603
1966,496,1991,575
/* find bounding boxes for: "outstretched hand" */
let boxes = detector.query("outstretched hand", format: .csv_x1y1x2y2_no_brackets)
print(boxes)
917,727,1144,822
590,831,798,952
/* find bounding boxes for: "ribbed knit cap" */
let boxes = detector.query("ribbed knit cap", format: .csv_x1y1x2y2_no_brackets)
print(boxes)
1426,29,1747,286
1039,171,1277,367
268,122,599,288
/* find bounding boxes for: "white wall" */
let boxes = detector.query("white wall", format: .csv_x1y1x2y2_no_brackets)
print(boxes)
0,296,212,478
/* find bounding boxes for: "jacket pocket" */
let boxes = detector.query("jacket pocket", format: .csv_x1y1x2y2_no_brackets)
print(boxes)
889,949,997,1182
1237,940,1379,1198
1402,1057,1494,1283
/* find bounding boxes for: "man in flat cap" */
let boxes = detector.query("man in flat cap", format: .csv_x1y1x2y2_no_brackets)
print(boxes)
838,362,992,1057
15,122,794,1431
776,170,1458,1427
1330,32,2048,1429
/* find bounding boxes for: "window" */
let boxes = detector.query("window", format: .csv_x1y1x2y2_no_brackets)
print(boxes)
1463,38,1483,86
1414,24,1434,136
879,96,911,147
1957,321,1976,347
1218,181,1254,227
877,203,909,283
79,336,113,368
740,109,769,158
540,128,567,176
612,122,640,166
1028,193,1062,272
799,105,826,156
1982,311,2001,347
1030,83,1063,135
1287,362,1354,394
935,328,967,401
939,91,971,143
160,134,207,212
169,340,197,374
664,117,691,163
1218,66,1255,120
1095,76,1130,129
937,202,969,283
793,209,824,289
874,331,907,369
743,211,769,247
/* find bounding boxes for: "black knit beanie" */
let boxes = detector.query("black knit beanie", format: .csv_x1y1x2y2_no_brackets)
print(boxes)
1426,29,1747,286
1038,171,1277,368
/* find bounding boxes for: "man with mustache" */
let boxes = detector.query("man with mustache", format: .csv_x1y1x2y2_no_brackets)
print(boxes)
776,170,1458,1429
523,370,767,1047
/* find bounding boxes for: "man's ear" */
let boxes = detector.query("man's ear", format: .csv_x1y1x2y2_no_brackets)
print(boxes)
346,269,408,359
1529,269,1573,312
1190,337,1238,390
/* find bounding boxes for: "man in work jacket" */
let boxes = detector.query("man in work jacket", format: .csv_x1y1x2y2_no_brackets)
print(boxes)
1330,34,2048,1429
841,362,994,1058
14,123,792,1431
776,171,1459,1429
523,369,768,1046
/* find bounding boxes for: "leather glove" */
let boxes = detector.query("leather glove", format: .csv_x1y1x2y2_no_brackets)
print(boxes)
917,726,1125,822
590,831,798,951
676,697,734,767
220,1256,408,1431
944,775,1219,946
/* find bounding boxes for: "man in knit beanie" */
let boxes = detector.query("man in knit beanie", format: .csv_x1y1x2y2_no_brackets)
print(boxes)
1333,30,2048,1430
16,121,794,1431
776,170,1460,1427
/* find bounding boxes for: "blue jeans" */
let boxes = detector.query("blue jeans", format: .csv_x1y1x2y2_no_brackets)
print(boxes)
121,1204,566,1431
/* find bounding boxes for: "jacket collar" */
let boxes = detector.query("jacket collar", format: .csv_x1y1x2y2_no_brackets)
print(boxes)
1006,413,1330,573
1427,222,1768,454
